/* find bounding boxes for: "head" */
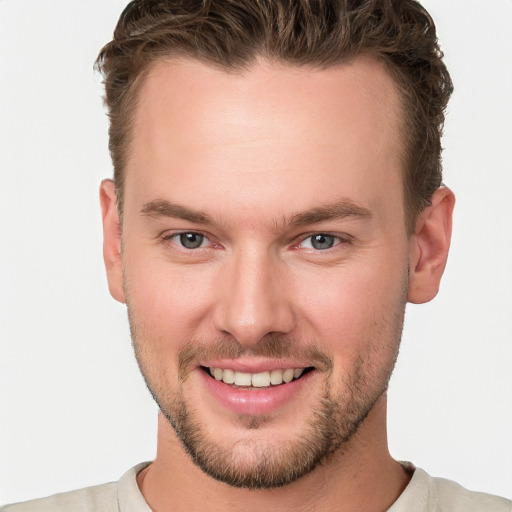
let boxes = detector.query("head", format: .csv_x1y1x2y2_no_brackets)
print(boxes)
98,0,454,491
96,0,453,234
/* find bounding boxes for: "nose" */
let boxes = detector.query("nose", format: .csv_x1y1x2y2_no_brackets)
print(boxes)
212,248,296,347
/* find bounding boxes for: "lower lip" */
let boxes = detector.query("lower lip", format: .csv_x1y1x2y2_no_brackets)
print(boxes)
199,369,315,416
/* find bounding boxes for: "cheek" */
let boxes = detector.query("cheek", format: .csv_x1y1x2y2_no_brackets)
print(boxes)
293,258,408,355
123,254,218,344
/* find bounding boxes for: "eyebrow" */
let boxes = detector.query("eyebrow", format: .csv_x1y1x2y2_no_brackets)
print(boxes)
140,198,372,227
141,200,213,225
288,199,373,227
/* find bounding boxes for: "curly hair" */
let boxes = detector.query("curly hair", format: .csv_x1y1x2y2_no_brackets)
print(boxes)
96,0,453,232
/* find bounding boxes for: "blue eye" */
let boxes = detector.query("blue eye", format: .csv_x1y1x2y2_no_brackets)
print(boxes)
301,234,339,250
311,234,336,250
177,232,206,249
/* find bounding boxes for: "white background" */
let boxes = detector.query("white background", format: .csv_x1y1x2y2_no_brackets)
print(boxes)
0,0,511,505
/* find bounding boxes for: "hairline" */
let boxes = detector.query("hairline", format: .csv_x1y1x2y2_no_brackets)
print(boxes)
115,52,419,235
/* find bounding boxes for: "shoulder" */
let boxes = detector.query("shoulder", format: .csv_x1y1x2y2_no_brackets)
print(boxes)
1,462,151,512
1,482,118,512
432,474,512,512
390,466,512,512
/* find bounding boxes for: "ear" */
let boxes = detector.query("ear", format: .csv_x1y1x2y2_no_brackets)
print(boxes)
408,187,455,304
99,179,126,304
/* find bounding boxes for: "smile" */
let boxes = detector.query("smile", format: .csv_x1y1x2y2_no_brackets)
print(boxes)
198,363,318,416
204,367,312,387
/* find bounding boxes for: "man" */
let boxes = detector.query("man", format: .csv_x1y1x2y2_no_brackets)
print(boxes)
3,0,510,510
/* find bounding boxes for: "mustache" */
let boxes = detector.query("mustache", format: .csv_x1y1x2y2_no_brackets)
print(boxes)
178,334,333,380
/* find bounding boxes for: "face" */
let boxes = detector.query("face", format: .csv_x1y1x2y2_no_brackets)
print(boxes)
106,56,413,488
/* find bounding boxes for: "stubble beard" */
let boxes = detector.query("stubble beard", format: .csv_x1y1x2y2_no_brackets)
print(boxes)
124,259,408,490
129,321,404,490
160,358,389,489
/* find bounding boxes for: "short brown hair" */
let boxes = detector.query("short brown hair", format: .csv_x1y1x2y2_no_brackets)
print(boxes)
96,0,453,232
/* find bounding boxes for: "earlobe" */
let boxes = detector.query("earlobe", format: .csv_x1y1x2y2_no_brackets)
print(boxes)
99,179,126,304
408,187,455,304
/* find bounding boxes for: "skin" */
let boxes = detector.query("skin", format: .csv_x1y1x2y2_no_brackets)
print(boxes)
101,56,454,511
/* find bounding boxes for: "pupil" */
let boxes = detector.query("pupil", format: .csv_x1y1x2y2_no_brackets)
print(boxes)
312,234,334,250
180,233,203,249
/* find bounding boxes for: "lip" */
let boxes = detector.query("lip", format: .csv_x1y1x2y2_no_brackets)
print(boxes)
198,366,316,416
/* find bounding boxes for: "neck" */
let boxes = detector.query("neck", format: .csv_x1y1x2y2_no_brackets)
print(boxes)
138,395,410,512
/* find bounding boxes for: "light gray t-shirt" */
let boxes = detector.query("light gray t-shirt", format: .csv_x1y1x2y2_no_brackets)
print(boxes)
2,462,511,511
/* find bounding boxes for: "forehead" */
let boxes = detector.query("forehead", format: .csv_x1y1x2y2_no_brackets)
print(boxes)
125,56,405,227
134,55,403,154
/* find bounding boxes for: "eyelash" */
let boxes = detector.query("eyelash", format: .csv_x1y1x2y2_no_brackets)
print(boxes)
160,231,351,252
161,232,214,250
295,232,351,251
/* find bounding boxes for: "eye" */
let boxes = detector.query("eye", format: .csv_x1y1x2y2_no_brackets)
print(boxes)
300,234,341,250
174,232,207,249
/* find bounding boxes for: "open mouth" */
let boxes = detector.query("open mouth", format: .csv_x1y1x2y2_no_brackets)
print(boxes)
201,366,315,388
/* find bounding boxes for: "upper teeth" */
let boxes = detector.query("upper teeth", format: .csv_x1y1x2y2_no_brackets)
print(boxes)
209,367,305,387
